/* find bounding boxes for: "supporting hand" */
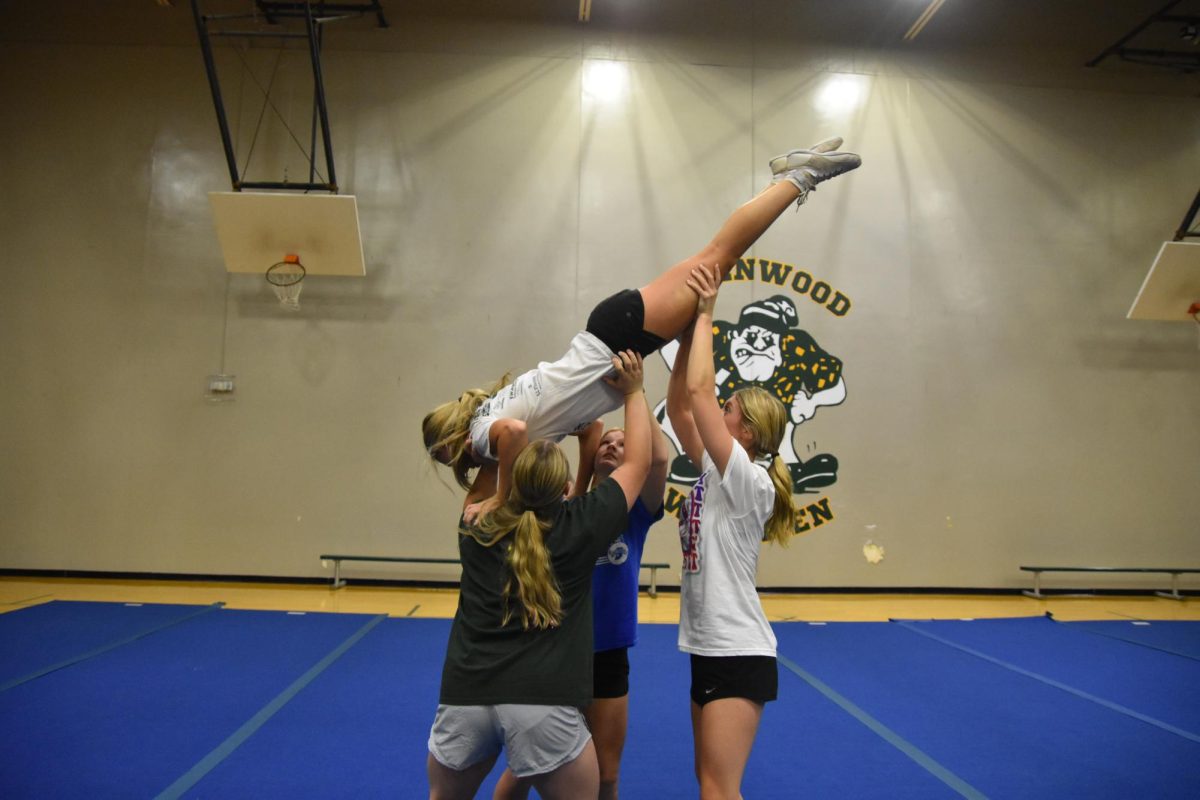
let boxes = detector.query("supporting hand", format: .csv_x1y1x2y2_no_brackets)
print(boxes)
686,263,722,316
602,349,644,396
463,494,501,526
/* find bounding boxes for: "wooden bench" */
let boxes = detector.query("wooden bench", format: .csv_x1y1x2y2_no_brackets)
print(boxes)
320,554,673,597
1019,566,1200,600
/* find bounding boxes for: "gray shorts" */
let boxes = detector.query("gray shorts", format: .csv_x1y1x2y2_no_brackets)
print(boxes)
427,704,591,778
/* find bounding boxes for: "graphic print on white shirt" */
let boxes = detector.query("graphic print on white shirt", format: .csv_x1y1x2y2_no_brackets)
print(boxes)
677,446,778,657
469,332,621,463
475,372,542,428
678,474,706,573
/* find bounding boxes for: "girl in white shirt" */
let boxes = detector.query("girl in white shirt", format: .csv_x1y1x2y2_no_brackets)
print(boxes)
665,263,800,800
422,139,860,526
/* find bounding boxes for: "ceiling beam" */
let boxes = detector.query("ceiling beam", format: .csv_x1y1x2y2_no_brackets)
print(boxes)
904,0,947,42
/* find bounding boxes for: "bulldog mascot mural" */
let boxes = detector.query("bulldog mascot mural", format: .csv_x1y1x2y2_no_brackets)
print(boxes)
655,295,846,493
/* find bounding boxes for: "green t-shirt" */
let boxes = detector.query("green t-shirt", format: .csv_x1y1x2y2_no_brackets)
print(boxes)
439,477,629,708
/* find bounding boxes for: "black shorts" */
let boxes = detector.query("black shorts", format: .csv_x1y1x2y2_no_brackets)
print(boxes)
689,654,778,706
593,647,630,699
586,289,669,358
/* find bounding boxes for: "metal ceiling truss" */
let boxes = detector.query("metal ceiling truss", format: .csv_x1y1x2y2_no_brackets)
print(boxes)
1086,0,1200,72
1174,190,1200,241
190,1,387,192
1088,1,1200,241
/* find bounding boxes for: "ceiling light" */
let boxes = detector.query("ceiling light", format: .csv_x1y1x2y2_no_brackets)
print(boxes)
583,60,628,103
813,74,867,117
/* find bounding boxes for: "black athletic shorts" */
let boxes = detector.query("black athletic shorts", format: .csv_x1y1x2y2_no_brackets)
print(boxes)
593,647,630,699
689,654,778,706
586,289,669,358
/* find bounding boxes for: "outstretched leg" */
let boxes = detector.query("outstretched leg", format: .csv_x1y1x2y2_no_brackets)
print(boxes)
639,138,859,341
639,180,800,340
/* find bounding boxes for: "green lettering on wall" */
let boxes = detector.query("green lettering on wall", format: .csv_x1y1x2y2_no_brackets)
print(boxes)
664,486,687,518
759,260,793,286
731,258,754,282
805,496,834,527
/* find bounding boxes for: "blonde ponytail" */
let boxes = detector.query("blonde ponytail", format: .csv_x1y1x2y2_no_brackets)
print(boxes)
422,373,511,490
470,439,568,629
763,454,797,546
502,510,562,629
733,387,798,547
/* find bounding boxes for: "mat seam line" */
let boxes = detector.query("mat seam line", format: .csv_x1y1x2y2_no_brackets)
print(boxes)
154,613,388,800
777,653,989,800
1063,621,1200,664
0,602,225,693
894,621,1200,745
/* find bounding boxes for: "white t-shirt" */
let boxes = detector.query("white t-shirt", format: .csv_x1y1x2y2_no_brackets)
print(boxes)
470,331,623,462
677,441,777,657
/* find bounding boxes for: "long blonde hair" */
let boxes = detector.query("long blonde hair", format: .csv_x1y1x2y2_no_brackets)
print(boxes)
734,387,797,546
470,440,568,629
422,373,510,490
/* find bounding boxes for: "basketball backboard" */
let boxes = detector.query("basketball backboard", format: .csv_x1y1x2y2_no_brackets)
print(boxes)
208,192,366,276
1127,241,1200,321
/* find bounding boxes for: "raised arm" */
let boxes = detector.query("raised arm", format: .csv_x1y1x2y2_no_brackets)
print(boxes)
685,265,736,476
569,420,604,499
666,309,706,472
603,351,651,510
463,417,527,525
640,409,670,511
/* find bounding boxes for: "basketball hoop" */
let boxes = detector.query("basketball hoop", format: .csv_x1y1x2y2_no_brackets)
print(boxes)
208,193,366,312
266,254,305,310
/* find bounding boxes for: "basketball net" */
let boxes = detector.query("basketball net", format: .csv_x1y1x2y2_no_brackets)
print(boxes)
266,254,305,311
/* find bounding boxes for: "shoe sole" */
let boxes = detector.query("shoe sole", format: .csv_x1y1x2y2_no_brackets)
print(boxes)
768,137,844,171
769,151,861,176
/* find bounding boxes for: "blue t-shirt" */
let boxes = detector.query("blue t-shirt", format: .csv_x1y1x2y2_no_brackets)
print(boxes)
591,497,664,651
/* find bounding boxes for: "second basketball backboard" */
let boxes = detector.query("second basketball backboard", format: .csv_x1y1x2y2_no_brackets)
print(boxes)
1127,241,1200,321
